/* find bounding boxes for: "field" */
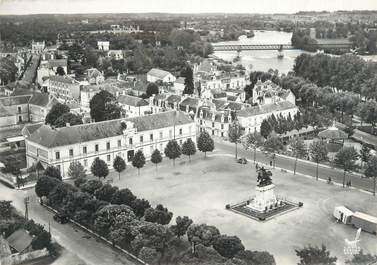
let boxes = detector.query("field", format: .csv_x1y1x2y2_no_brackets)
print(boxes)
107,151,377,264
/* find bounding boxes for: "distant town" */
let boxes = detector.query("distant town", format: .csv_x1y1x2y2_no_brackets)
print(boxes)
0,9,377,265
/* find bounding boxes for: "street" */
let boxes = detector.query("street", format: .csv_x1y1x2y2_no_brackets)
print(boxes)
214,139,374,193
0,184,137,265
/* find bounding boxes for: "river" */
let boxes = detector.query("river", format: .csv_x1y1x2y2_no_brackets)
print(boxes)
213,30,306,74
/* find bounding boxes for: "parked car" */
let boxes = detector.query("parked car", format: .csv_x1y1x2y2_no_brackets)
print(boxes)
53,212,69,224
237,158,248,164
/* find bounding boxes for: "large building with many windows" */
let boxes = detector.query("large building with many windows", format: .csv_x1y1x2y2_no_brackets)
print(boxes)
25,111,196,178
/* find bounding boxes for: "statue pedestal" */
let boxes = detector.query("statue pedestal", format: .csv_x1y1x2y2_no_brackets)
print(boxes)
246,184,278,212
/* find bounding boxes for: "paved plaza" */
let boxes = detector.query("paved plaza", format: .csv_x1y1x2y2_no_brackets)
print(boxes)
109,152,377,265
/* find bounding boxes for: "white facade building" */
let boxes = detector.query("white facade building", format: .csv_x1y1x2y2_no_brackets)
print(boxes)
97,41,110,51
147,68,176,83
25,111,196,178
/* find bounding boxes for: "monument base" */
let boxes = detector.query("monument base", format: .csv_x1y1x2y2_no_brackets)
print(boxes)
246,184,278,212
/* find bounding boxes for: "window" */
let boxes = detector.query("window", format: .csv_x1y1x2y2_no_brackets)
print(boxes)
212,122,215,128
159,143,163,150
83,159,87,166
118,139,121,147
106,142,110,150
169,130,172,139
159,131,163,139
179,128,182,135
55,151,60,160
179,139,182,145
107,155,111,162
221,124,224,130
57,165,61,172
83,146,87,154
212,130,215,136
129,137,133,145
69,149,74,157
150,145,154,154
140,135,144,143
200,120,203,125
17,106,22,113
95,144,99,152
221,132,224,137
150,134,153,141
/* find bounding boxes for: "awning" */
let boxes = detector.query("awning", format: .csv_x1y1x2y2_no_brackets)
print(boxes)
5,136,25,143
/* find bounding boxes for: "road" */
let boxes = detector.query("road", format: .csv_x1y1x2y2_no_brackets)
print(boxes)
0,184,137,265
214,139,375,194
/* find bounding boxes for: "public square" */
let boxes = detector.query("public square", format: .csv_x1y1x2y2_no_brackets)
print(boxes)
108,150,377,265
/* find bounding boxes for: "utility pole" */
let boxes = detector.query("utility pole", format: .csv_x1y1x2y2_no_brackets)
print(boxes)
24,197,29,220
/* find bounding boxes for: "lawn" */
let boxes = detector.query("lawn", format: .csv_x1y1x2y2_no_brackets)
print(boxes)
107,152,377,265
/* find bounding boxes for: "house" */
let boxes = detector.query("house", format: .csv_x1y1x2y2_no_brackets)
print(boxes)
97,41,110,51
31,41,45,54
224,88,246,102
117,94,155,117
28,93,59,122
196,106,233,138
6,229,33,254
37,59,68,85
0,95,32,126
147,68,176,83
25,111,196,177
252,80,296,105
107,50,124,60
48,75,81,101
237,101,299,133
179,96,200,115
85,68,105,85
173,77,185,94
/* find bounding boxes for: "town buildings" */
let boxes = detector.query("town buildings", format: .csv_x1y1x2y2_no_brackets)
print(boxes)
147,68,176,83
97,41,110,51
31,41,45,54
25,111,196,178
48,75,81,101
117,94,157,117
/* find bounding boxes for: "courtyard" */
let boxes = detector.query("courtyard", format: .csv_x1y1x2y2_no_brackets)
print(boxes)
107,150,377,265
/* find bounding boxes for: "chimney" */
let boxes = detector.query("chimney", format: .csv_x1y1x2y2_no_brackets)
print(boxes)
66,122,70,127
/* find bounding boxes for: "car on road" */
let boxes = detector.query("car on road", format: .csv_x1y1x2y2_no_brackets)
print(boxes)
237,157,248,164
53,212,69,224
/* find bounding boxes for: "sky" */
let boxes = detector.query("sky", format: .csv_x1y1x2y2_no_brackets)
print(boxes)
0,0,376,15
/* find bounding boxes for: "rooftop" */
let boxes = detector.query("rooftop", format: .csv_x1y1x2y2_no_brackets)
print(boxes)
118,94,149,107
147,68,172,79
27,111,193,148
6,229,33,253
49,75,79,85
237,101,297,117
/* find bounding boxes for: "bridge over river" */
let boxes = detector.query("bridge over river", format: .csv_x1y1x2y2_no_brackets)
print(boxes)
212,42,352,51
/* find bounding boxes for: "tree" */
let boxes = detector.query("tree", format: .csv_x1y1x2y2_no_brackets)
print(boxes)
197,131,215,158
182,138,196,162
242,132,264,164
94,184,118,202
144,204,173,225
151,149,163,171
171,216,193,238
260,119,272,139
90,158,109,180
309,141,328,180
228,119,242,159
45,103,70,126
131,198,151,217
31,230,51,250
132,150,146,175
359,144,371,169
236,250,276,265
89,90,121,122
0,201,12,220
44,166,62,180
111,188,136,206
80,179,103,195
290,137,307,175
54,112,83,127
213,235,245,259
187,224,220,253
334,147,359,188
56,66,65,76
182,65,194,95
146,83,159,98
67,161,86,179
138,247,162,265
113,156,126,180
365,155,377,196
263,134,283,168
35,176,60,198
164,140,182,166
295,245,337,265
74,177,87,188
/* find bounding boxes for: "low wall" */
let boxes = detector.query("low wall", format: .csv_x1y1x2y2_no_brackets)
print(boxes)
0,248,49,265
